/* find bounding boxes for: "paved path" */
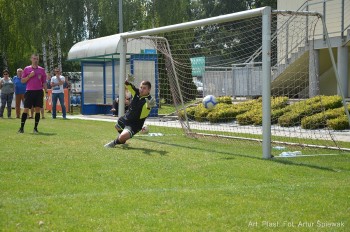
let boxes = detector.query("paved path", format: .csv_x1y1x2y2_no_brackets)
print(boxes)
67,114,350,143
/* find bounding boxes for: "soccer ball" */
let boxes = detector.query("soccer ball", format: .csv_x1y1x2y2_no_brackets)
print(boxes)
202,95,217,109
140,125,149,134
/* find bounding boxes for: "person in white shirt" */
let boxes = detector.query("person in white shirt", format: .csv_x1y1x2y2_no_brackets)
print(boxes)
50,67,66,119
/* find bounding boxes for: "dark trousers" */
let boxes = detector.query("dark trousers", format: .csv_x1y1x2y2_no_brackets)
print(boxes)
112,100,129,116
0,93,14,117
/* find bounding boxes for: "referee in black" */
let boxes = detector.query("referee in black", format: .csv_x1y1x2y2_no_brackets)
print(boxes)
104,75,156,148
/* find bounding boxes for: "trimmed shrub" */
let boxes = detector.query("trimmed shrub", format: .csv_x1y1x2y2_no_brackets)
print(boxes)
207,103,251,123
271,96,289,109
236,106,289,126
278,95,342,127
327,115,350,130
301,107,346,129
217,96,232,104
236,97,289,126
178,105,197,120
271,107,289,124
236,108,262,125
180,95,348,130
194,104,210,122
185,106,197,120
278,105,313,127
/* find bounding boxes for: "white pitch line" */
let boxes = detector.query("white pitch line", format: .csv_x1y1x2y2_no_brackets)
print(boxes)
274,153,349,158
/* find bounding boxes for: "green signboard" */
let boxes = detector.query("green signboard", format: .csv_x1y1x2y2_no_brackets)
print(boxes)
190,57,205,76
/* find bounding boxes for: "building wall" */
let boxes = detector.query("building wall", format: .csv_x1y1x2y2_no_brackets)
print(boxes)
278,0,349,39
277,0,350,97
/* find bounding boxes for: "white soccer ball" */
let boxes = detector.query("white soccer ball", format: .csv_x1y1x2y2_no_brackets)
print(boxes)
140,125,149,134
202,95,217,109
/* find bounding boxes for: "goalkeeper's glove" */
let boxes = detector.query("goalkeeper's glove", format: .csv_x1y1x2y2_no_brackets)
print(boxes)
126,73,135,83
145,97,156,108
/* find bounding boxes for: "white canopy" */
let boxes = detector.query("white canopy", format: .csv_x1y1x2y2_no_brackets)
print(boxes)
67,33,154,61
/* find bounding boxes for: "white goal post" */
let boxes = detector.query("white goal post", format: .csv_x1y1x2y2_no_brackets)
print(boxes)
117,6,350,159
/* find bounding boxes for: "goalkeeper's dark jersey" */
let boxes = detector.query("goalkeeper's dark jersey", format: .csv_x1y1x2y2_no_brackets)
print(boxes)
124,83,151,128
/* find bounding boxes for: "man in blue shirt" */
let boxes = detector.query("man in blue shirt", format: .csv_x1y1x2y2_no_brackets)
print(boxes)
12,68,28,118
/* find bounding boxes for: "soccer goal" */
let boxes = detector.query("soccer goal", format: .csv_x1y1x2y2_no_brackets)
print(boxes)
118,7,350,158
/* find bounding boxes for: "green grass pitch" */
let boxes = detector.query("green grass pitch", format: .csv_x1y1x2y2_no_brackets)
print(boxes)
0,116,349,231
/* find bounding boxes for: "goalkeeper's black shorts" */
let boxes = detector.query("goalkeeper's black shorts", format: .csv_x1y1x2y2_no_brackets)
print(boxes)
115,116,144,137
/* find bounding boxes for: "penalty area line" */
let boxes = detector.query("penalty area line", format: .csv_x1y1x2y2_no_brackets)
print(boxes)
134,133,178,137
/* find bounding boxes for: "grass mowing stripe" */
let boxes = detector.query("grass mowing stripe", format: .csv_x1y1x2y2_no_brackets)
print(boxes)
1,181,322,204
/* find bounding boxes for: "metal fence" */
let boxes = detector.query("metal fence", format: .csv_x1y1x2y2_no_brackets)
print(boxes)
203,63,262,97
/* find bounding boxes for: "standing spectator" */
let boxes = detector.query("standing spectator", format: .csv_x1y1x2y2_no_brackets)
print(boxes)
18,53,47,134
46,72,52,89
0,69,15,118
50,67,66,119
12,68,27,118
110,89,131,117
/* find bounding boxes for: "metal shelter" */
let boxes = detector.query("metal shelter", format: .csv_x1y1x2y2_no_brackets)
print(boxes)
68,34,159,115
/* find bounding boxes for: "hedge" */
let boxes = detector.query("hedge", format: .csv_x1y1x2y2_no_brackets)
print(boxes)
216,96,232,104
178,95,348,130
301,107,346,129
236,97,288,126
327,115,350,130
278,95,342,127
207,104,248,123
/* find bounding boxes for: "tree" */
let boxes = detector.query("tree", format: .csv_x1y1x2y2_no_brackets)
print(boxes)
0,0,277,76
248,0,277,9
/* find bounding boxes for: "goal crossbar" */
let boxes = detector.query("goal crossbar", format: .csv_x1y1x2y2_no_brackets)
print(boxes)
120,7,268,39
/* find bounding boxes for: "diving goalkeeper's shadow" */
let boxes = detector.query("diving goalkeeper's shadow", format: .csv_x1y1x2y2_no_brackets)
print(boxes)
121,144,168,156
135,136,255,160
136,137,338,172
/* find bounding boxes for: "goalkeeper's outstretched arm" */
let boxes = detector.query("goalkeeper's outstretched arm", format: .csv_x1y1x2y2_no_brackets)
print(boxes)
145,97,156,109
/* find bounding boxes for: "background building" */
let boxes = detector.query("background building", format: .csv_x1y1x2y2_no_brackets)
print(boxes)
277,0,350,97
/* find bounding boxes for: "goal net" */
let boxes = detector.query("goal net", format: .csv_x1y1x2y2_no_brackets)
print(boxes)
120,7,350,157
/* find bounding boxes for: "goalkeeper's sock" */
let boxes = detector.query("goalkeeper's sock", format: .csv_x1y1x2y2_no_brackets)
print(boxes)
114,137,125,145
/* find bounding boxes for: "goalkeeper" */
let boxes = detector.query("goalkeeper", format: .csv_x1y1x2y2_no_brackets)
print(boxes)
104,75,156,148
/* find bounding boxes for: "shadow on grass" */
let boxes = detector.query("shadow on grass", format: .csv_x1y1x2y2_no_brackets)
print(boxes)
270,158,339,172
137,137,339,172
136,136,263,161
34,132,57,136
119,143,168,156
